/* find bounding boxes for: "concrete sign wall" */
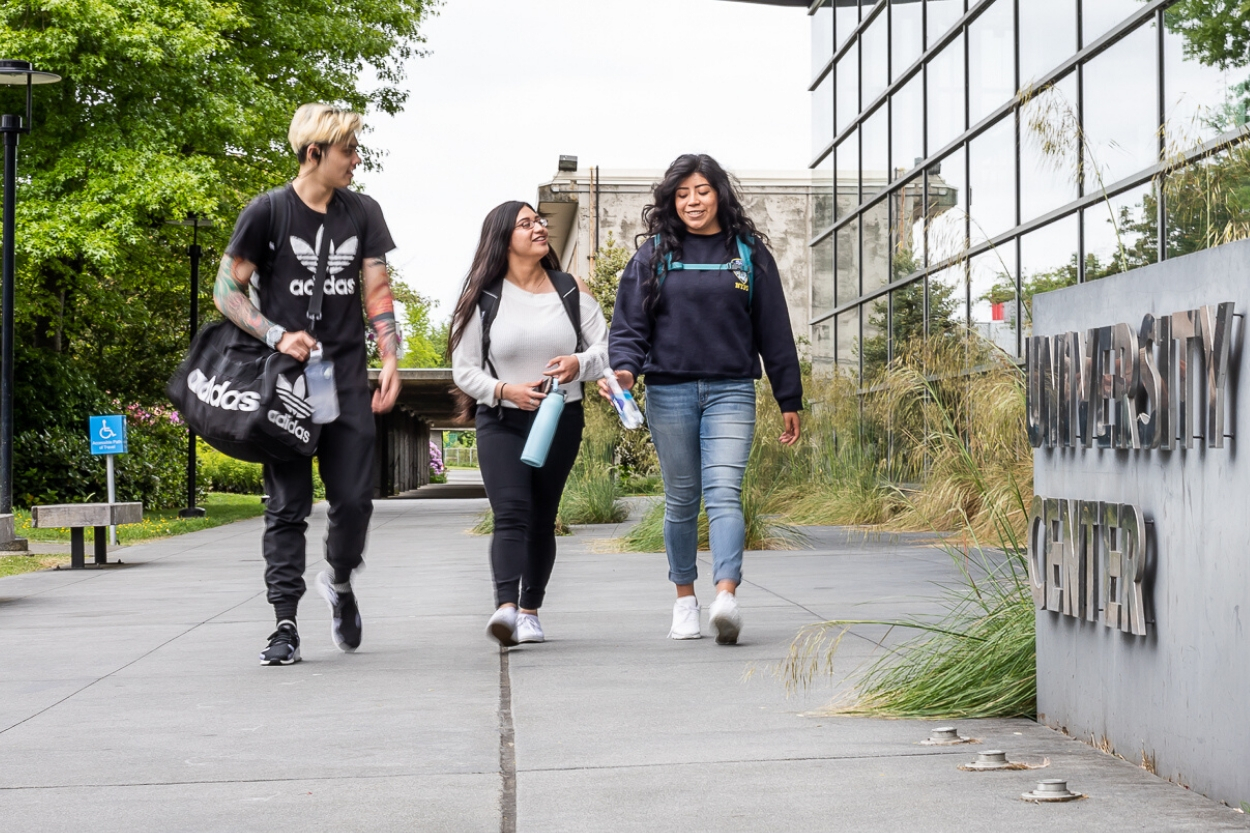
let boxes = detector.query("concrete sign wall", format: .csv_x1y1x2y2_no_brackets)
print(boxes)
1031,238,1250,807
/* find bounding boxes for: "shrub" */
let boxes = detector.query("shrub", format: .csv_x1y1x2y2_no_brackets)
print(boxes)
199,440,325,498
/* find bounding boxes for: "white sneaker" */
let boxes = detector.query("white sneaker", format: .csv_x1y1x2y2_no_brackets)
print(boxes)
709,591,742,645
669,596,702,640
516,612,545,643
487,606,519,647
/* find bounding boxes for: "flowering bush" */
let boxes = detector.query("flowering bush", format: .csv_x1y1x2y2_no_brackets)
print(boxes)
429,439,445,477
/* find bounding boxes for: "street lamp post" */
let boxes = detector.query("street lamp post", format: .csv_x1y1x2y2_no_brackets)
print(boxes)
0,60,60,550
166,213,212,519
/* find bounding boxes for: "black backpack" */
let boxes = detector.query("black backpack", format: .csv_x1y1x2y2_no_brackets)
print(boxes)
458,270,585,419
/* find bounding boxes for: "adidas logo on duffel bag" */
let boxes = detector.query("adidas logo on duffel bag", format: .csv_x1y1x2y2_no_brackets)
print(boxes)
187,368,261,412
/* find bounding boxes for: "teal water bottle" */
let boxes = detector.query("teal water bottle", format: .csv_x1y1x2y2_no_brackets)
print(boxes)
521,378,566,468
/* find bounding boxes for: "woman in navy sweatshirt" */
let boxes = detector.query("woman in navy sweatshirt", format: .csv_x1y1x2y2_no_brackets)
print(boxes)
604,154,803,645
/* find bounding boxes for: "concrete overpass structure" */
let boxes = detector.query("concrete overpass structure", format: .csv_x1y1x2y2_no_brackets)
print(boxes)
367,368,469,498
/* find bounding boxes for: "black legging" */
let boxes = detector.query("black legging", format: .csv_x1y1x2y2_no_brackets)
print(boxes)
476,401,584,609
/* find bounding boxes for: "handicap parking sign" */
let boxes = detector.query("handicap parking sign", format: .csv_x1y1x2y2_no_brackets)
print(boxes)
89,415,128,455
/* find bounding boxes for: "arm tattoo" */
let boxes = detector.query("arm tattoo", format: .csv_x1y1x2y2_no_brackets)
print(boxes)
213,254,277,342
363,259,399,359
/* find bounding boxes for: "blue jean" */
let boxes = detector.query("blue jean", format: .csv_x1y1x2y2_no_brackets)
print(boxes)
645,379,756,586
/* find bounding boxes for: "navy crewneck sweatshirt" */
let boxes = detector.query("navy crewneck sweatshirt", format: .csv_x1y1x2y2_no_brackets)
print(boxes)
608,230,804,412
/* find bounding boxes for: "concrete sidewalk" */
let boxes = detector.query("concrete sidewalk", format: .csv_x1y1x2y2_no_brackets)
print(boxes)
1,497,1245,832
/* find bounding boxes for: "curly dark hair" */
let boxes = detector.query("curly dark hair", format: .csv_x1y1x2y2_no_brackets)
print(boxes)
635,153,767,313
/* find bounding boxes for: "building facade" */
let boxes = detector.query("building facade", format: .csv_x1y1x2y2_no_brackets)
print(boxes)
789,0,1250,379
536,168,818,340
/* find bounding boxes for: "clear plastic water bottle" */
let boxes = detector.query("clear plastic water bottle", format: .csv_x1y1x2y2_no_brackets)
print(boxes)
304,343,340,424
521,378,566,467
602,369,644,430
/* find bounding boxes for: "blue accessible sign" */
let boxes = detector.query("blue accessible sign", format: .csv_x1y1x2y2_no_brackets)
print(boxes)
89,415,128,456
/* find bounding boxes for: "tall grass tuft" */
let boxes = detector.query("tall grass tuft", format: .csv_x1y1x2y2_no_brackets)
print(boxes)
559,433,628,525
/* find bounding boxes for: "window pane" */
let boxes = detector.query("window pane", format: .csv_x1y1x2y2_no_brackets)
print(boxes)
862,106,889,198
814,151,834,234
836,131,860,220
1163,144,1250,260
891,0,924,80
835,1,860,51
971,245,1018,356
1083,22,1159,189
837,218,860,305
812,319,835,375
862,199,891,297
863,293,888,376
1082,0,1145,47
968,114,1016,243
812,0,834,81
1020,73,1079,222
927,34,966,153
1084,183,1158,279
1019,0,1076,88
928,264,966,336
836,41,860,134
861,9,890,105
813,232,835,320
927,0,964,47
968,0,1014,125
836,307,861,382
926,148,967,265
1019,214,1078,338
892,72,924,181
892,175,925,281
1163,10,1250,151
891,282,927,357
813,72,834,158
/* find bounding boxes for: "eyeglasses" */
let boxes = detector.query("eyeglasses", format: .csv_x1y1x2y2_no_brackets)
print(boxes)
515,217,549,231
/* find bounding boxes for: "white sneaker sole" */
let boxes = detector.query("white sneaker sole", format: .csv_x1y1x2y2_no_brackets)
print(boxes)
488,619,518,647
711,613,741,645
259,647,301,666
668,630,703,640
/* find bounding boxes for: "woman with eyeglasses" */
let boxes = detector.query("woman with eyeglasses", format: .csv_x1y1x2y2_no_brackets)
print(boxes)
603,154,802,645
451,201,609,646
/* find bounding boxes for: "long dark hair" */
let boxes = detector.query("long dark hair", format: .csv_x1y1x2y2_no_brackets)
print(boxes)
635,154,767,313
448,200,560,356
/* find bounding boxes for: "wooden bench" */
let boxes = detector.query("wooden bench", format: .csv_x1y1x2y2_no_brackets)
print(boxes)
30,503,143,569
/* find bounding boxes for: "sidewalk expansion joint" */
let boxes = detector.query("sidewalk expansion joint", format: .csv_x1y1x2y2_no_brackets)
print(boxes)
517,748,971,775
498,646,517,833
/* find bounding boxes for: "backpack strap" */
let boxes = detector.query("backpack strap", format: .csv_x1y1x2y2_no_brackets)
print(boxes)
736,235,755,309
654,233,756,310
547,270,585,352
262,185,291,283
477,277,504,379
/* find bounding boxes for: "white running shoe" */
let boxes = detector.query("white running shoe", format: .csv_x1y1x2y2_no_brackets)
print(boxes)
669,596,702,640
487,606,519,647
516,612,545,643
709,591,742,645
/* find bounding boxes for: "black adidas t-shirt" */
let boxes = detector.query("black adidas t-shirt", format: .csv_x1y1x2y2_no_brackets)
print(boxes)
226,186,395,388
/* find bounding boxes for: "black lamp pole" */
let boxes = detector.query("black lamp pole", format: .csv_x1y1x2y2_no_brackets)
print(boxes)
0,61,59,519
171,213,211,519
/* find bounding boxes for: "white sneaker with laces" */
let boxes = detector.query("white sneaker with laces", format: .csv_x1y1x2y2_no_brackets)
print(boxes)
669,596,702,640
487,606,519,647
516,612,545,643
709,591,742,645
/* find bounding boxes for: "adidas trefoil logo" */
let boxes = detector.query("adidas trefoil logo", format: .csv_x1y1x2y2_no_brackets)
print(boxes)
275,374,314,419
288,226,358,296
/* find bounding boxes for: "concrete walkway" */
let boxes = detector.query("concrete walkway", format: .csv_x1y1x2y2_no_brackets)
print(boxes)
1,497,1245,832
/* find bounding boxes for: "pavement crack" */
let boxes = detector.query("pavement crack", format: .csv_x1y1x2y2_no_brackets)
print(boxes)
0,590,265,737
498,646,517,833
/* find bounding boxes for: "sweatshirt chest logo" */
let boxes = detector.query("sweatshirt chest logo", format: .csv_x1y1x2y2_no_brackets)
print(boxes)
729,258,749,292
287,226,359,297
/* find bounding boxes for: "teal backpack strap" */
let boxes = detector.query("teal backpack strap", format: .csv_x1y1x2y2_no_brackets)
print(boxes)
736,235,755,309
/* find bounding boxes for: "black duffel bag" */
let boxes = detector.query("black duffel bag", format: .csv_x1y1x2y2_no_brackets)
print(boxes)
166,321,320,465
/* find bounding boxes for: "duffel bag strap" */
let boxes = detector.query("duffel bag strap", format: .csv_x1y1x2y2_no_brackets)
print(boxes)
305,218,333,333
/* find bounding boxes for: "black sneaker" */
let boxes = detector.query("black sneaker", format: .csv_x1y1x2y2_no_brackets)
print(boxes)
317,570,362,652
260,620,301,666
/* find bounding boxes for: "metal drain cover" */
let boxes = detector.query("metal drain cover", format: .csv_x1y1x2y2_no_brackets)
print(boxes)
921,726,973,745
1022,779,1084,802
964,750,1012,771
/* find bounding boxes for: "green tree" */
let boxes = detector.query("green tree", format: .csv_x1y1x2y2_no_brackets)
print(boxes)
390,280,450,368
861,248,959,374
588,232,630,325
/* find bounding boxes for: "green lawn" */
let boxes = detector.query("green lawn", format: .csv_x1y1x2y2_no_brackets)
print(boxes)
1,493,267,578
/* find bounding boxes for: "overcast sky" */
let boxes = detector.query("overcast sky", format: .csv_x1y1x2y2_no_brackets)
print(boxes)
353,0,811,319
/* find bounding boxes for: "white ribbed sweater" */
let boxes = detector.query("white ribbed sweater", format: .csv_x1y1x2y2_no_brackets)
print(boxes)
452,281,610,406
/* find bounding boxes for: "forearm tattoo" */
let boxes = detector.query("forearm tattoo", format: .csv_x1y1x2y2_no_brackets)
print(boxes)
364,257,399,359
213,254,277,342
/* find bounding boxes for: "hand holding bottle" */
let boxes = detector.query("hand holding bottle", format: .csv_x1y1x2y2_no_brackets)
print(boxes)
601,368,644,430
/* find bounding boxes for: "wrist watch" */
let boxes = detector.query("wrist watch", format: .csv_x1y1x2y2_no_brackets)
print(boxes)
264,324,286,349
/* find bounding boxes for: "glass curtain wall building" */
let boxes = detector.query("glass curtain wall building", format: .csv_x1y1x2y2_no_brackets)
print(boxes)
808,0,1250,379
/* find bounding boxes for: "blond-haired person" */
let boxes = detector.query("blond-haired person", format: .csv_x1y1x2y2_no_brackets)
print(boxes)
215,103,401,665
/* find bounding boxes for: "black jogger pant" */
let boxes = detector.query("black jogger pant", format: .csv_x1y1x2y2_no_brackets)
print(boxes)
263,385,376,620
476,400,584,609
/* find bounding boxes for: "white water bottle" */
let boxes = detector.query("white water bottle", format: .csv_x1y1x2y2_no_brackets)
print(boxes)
305,343,340,424
602,369,644,430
